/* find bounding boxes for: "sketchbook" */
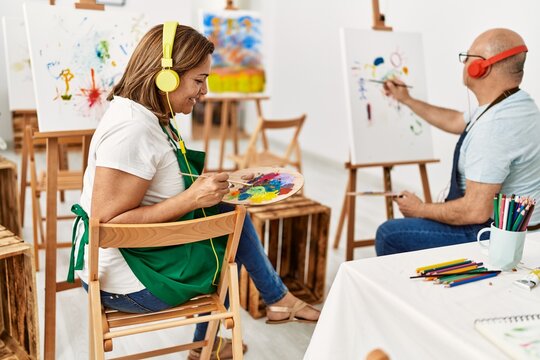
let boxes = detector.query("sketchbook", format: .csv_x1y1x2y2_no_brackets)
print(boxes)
475,314,540,359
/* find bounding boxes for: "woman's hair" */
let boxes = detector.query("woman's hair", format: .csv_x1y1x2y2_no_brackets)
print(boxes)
107,24,214,124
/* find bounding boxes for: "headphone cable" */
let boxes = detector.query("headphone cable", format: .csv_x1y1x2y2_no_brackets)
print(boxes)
165,92,221,287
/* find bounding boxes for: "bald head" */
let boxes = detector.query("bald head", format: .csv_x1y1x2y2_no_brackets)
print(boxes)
469,28,527,83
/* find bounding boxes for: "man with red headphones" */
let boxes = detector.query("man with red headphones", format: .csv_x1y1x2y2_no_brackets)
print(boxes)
375,28,540,255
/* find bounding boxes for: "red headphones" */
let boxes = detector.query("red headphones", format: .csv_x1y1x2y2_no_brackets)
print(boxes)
467,45,528,78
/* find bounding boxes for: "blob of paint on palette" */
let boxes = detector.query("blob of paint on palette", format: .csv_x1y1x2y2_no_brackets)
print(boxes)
223,167,304,206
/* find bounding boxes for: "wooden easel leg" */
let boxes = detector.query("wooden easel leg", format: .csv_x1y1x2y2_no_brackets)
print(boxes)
333,178,349,249
231,101,239,162
20,124,30,227
218,101,230,172
82,135,91,171
58,143,68,202
346,168,357,261
44,137,59,360
419,164,432,203
203,101,214,170
383,166,394,219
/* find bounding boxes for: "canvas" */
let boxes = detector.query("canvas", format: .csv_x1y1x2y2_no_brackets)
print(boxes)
200,9,265,93
2,16,35,111
340,28,434,165
24,3,149,132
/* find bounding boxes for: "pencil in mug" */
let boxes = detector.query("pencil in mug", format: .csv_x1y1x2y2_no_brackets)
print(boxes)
179,172,252,186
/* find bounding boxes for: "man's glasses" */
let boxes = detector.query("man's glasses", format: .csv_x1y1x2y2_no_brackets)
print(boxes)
458,52,486,64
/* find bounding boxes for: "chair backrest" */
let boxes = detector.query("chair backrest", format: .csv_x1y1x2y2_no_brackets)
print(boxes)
241,114,306,170
88,206,247,288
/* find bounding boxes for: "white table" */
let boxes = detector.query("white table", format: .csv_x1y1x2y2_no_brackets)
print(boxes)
305,233,540,360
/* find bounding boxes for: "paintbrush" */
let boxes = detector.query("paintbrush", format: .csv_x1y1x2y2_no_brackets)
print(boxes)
368,79,413,89
179,172,252,186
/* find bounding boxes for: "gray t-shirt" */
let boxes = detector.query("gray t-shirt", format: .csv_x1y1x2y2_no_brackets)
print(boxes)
458,90,540,225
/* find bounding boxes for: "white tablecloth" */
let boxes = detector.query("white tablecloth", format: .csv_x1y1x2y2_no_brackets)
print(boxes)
305,234,540,360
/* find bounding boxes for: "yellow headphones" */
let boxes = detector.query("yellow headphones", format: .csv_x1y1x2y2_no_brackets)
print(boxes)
155,21,180,93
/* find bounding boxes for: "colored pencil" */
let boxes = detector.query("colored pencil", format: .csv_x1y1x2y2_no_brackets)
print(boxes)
444,272,500,288
511,210,526,232
499,194,506,229
415,258,467,273
520,203,535,231
179,172,252,186
502,197,510,230
493,195,499,228
507,195,515,230
411,270,499,279
426,262,483,276
367,79,413,88
419,260,473,274
434,269,492,283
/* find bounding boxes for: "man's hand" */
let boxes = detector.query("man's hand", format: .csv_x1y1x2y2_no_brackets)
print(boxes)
384,79,411,104
395,191,425,218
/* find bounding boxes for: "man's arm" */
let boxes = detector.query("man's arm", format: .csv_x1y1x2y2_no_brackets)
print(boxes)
384,81,466,135
396,180,501,225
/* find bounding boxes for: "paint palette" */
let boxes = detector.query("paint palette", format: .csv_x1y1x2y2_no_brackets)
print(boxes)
223,167,304,206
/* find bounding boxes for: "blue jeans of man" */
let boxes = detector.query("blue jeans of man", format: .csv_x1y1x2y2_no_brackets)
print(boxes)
83,203,288,342
375,217,490,256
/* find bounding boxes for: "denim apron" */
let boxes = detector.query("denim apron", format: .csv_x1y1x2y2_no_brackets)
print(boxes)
445,87,520,202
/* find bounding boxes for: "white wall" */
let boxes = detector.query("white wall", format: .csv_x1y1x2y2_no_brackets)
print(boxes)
2,1,539,194
253,0,540,195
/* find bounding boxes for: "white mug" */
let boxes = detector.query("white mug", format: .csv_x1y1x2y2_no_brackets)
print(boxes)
477,223,526,270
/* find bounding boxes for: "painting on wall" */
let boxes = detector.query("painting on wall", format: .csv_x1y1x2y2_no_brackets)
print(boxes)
200,10,265,93
340,28,433,165
2,16,36,111
23,3,149,132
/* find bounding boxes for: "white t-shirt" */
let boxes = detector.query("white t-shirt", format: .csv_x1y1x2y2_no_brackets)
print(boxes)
74,96,186,294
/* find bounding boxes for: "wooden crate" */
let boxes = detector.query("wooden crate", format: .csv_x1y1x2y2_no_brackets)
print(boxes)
240,195,330,319
0,226,39,359
0,158,21,236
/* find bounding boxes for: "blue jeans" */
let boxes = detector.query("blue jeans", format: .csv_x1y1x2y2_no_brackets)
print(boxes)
375,218,490,256
83,203,287,342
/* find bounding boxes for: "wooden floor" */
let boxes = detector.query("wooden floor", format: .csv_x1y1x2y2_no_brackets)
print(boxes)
2,135,405,359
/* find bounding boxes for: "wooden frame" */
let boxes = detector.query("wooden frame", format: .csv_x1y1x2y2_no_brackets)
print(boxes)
88,206,246,359
0,158,21,237
333,159,439,261
201,94,269,171
34,130,93,360
24,126,85,271
229,114,306,172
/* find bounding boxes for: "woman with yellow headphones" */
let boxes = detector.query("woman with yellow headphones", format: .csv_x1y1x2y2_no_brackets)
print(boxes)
69,22,319,359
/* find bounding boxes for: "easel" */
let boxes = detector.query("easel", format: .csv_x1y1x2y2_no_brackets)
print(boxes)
200,0,269,172
202,93,269,171
40,4,100,360
37,130,93,360
333,1,439,261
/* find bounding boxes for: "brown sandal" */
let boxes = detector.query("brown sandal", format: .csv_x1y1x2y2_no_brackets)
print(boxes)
265,299,319,324
187,337,247,360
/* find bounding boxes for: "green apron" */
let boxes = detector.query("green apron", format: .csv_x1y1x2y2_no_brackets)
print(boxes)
68,124,227,307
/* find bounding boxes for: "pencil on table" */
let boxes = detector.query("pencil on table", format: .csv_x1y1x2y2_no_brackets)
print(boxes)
415,258,467,273
444,272,500,288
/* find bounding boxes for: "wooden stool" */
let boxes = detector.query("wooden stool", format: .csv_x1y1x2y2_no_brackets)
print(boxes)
0,157,21,236
0,225,39,359
240,195,330,318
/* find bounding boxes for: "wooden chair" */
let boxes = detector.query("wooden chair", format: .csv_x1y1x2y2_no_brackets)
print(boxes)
88,206,247,359
25,125,85,270
229,114,306,172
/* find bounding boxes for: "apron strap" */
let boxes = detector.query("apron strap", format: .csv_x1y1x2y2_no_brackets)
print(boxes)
67,204,89,283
